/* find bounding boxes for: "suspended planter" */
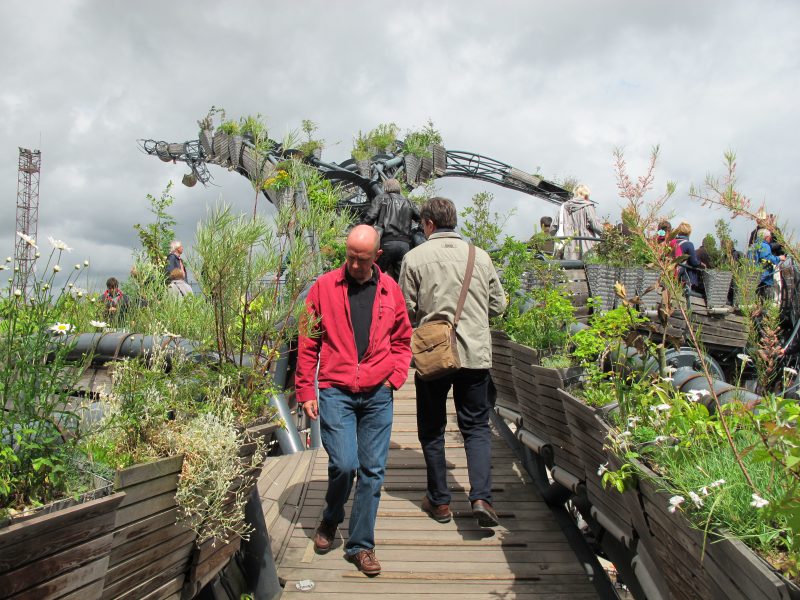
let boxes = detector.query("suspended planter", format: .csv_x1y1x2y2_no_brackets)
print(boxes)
585,264,617,312
156,140,172,162
212,131,230,165
432,144,447,176
229,135,244,169
242,148,276,185
199,128,214,158
182,172,197,187
404,154,421,186
356,159,371,178
702,269,733,309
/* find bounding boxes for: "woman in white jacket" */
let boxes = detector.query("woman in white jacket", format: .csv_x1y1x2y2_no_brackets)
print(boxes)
549,183,603,260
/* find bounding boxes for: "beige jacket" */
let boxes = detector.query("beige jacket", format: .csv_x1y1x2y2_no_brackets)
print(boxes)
399,231,506,369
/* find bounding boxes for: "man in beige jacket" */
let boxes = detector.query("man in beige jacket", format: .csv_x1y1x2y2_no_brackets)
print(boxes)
398,197,506,527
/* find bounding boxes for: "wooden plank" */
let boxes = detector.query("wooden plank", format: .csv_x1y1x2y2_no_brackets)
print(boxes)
109,507,180,548
109,521,191,567
104,529,195,587
115,473,179,508
1,532,113,597
0,500,121,574
0,494,123,569
113,492,178,529
101,542,193,600
8,555,109,600
114,455,183,490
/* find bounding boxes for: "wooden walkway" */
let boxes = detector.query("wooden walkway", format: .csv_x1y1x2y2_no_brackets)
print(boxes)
257,371,602,599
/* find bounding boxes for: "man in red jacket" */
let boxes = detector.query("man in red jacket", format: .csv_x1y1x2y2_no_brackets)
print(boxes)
296,224,412,576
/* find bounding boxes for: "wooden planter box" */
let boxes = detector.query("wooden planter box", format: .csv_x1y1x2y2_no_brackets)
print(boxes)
211,132,230,165
0,493,124,600
404,154,421,185
529,365,585,480
634,459,800,600
702,269,733,309
559,390,637,546
489,330,517,414
102,455,196,600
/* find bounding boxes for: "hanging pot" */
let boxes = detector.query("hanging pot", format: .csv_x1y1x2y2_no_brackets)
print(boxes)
404,154,421,185
182,172,197,187
229,135,243,169
702,269,733,309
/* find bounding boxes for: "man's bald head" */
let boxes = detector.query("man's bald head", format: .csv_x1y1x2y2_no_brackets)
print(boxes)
347,224,380,253
345,225,382,283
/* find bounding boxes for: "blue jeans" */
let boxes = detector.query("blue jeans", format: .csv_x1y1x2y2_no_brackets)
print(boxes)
415,369,492,506
319,385,393,554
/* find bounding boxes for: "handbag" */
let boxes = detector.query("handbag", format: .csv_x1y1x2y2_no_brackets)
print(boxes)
411,244,476,381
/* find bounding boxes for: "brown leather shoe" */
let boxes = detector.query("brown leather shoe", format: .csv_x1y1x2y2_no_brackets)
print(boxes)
421,496,452,523
313,520,337,553
472,499,499,527
346,549,382,576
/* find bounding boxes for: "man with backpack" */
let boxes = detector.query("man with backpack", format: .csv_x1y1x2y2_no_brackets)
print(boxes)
748,229,785,300
363,178,420,281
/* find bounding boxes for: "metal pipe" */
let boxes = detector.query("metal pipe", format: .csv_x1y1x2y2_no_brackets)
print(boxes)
268,392,304,454
494,405,521,426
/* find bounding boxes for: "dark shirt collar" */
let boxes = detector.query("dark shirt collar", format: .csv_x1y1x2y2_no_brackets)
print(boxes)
344,265,379,286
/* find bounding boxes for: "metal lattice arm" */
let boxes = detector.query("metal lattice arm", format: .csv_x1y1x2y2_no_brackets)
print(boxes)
443,150,570,205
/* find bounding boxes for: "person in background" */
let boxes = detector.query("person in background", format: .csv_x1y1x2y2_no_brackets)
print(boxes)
167,268,194,297
102,277,129,322
748,229,785,300
363,178,421,281
656,220,672,244
166,240,187,281
295,225,412,576
535,216,556,255
399,198,507,529
668,222,702,291
549,183,603,260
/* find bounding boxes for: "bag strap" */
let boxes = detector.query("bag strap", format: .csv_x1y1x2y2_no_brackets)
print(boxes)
453,244,476,328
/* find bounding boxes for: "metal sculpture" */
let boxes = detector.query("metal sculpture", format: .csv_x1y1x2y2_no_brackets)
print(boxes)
139,127,570,217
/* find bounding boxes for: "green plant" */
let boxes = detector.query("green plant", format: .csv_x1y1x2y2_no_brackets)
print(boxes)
0,239,94,517
403,119,443,158
133,182,177,271
218,120,241,136
460,191,514,251
503,286,575,353
369,122,399,153
352,130,371,161
701,233,723,269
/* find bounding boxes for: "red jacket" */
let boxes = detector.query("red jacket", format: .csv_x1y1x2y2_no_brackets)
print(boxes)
295,265,412,402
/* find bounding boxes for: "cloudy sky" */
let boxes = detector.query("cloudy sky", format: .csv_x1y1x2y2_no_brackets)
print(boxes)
1,1,798,287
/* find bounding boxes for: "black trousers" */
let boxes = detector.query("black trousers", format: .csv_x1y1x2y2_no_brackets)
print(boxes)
377,240,410,281
415,369,492,505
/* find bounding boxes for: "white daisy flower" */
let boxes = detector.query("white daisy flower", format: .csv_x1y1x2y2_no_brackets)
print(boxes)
13,289,22,297
689,491,704,507
709,479,726,488
737,353,752,364
750,494,769,509
700,486,709,496
664,365,677,375
655,435,668,443
597,463,609,477
53,265,61,273
668,495,685,513
16,231,38,249
47,236,72,252
74,264,81,270
49,322,73,335
83,260,89,267
653,403,671,412
89,320,108,328
784,367,798,377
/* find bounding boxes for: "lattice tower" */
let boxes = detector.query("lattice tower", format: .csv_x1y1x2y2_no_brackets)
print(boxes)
13,148,41,295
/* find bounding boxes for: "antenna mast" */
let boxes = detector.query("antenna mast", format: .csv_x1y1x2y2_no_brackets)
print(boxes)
14,148,41,295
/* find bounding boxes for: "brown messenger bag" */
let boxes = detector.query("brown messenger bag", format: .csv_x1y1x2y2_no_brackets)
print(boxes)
410,244,476,381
